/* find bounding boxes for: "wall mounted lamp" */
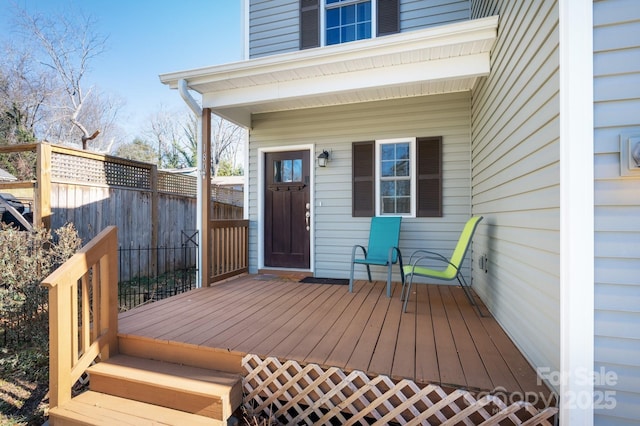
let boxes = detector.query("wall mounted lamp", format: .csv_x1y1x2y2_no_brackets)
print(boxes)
317,150,330,167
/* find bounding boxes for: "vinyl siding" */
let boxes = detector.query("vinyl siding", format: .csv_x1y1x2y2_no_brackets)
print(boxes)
248,93,473,283
470,0,560,388
248,0,471,58
249,0,299,58
401,0,470,31
593,0,640,423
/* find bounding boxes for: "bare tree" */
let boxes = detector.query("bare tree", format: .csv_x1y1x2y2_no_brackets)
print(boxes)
14,6,111,149
0,43,57,145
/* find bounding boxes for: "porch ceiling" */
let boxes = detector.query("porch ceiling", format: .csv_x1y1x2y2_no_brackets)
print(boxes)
159,16,498,128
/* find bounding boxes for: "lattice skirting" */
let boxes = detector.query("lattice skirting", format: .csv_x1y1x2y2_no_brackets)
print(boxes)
242,354,558,425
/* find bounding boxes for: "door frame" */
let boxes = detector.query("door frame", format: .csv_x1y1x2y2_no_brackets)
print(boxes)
257,144,315,272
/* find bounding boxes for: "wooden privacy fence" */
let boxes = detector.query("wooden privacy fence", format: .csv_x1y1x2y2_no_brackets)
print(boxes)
0,143,243,249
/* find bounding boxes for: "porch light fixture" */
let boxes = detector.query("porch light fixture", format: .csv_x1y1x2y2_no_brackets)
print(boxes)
317,150,330,167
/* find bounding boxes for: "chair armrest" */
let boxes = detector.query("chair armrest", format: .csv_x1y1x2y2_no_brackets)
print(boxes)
351,244,367,261
408,250,459,272
408,249,448,265
387,246,402,265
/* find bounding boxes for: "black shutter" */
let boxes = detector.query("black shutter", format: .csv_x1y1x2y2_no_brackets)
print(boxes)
352,141,375,217
416,137,442,217
377,0,399,36
300,0,320,49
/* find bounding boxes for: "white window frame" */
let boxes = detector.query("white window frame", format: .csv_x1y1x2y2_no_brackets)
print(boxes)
321,0,377,47
375,137,416,217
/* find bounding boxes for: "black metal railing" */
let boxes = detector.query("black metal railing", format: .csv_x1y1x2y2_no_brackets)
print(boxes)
118,232,199,311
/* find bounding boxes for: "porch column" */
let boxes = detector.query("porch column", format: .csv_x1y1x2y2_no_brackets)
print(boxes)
559,0,594,424
201,108,212,286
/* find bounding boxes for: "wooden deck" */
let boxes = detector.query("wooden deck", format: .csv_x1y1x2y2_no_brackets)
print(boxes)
118,273,551,402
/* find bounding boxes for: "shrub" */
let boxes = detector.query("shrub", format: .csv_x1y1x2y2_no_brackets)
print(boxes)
0,223,81,348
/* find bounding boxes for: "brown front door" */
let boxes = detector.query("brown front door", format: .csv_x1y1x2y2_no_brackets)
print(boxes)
264,150,311,268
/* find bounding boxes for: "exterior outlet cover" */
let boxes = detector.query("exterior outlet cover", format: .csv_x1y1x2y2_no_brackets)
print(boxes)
620,134,640,177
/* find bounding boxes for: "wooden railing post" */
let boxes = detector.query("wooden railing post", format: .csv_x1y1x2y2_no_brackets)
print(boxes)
35,142,52,229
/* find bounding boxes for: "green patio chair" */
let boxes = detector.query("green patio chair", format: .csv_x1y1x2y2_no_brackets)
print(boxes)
401,216,483,314
349,216,403,298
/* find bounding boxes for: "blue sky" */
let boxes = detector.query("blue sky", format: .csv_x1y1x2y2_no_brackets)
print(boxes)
1,0,243,139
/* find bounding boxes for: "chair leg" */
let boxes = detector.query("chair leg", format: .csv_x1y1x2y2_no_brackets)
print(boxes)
386,264,392,297
457,275,484,317
365,265,372,282
402,275,414,313
349,263,355,293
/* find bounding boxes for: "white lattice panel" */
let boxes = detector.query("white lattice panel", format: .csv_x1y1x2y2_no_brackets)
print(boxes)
242,354,558,425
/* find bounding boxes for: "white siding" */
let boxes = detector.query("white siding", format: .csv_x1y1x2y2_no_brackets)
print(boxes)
470,0,561,387
249,0,299,58
248,93,473,283
593,0,640,424
401,0,470,31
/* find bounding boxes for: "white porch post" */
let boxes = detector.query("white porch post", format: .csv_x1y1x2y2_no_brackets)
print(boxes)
559,0,594,424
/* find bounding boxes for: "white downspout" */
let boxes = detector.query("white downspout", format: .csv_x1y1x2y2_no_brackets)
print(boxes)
178,79,204,288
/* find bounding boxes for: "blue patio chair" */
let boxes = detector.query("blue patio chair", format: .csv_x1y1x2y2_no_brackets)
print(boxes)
349,217,403,298
401,216,483,314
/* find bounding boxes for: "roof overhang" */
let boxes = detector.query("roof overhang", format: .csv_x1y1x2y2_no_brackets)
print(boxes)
159,16,498,128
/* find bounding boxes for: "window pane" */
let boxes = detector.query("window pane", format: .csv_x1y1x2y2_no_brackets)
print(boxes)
396,143,409,159
382,198,395,214
381,181,394,196
381,161,395,177
397,197,411,213
397,180,410,196
382,144,395,160
357,1,371,20
326,8,339,28
293,159,302,181
342,4,355,24
357,23,370,40
327,28,340,45
396,160,409,177
282,160,292,182
341,25,355,42
326,0,340,4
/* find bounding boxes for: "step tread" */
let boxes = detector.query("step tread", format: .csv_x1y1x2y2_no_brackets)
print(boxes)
87,354,241,395
49,391,224,426
87,354,243,420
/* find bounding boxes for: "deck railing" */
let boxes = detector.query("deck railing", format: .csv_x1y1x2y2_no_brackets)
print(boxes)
41,226,119,409
210,219,249,283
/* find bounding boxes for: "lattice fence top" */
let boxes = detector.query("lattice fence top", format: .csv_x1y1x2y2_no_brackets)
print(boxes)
52,151,151,190
158,172,197,197
242,354,558,426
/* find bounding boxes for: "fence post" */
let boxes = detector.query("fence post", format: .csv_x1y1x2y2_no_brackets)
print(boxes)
151,164,158,277
35,143,52,229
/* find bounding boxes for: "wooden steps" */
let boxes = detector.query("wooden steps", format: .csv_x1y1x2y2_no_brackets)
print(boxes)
48,355,243,426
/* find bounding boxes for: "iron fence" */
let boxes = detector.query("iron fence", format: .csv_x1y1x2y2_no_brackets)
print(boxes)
118,231,199,311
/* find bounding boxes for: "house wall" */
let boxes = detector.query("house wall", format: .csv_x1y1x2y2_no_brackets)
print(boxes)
593,0,640,423
470,0,561,387
248,0,470,58
247,92,473,282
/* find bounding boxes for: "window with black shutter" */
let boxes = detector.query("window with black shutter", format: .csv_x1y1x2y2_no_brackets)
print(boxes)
352,136,442,217
300,0,399,49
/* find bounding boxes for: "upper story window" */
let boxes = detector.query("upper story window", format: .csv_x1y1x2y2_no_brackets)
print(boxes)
326,0,372,45
300,0,399,50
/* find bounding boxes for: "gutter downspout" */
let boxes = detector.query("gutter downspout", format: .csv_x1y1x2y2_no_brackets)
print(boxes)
178,79,204,288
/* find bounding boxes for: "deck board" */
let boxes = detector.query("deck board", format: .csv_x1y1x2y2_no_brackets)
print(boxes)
118,273,551,399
